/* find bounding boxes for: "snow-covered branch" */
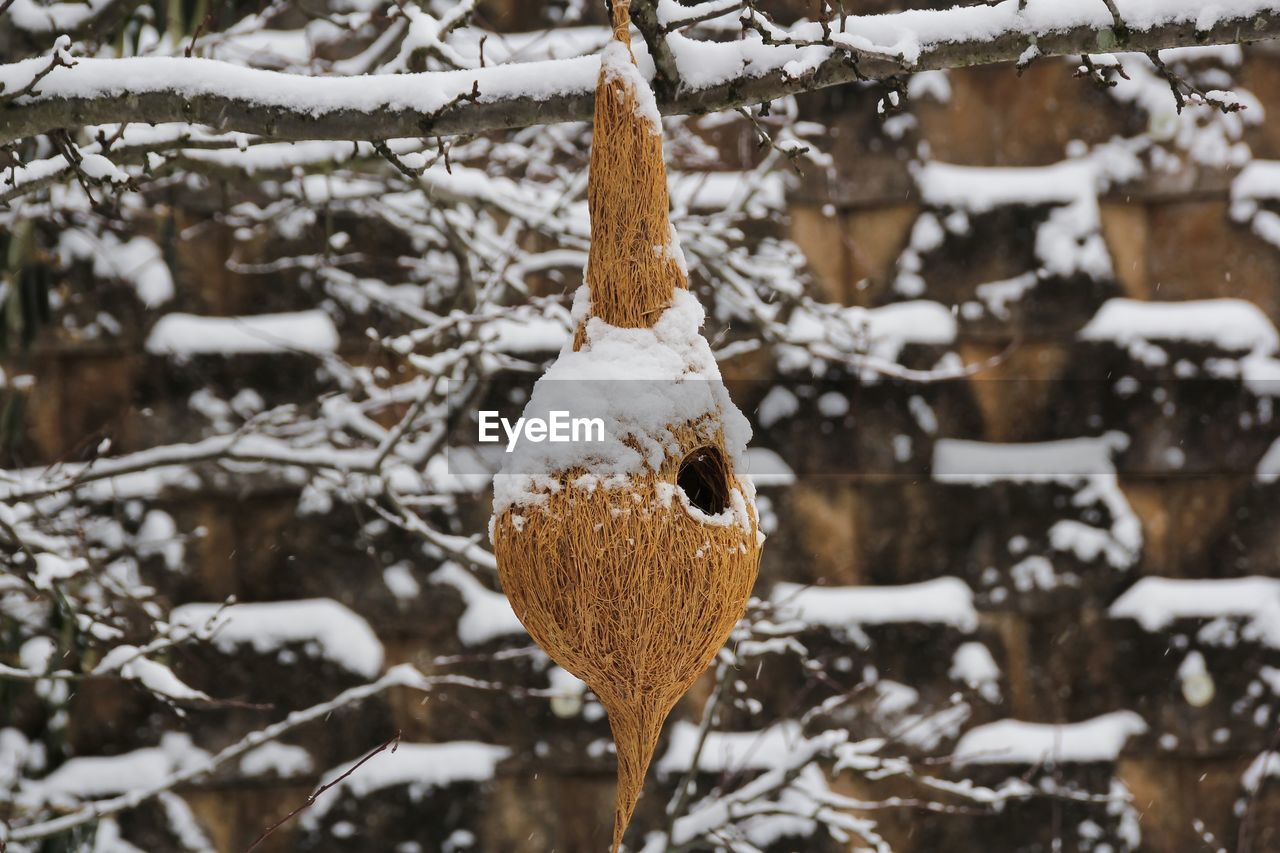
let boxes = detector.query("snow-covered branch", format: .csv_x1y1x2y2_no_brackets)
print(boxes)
2,664,517,843
2,1,1279,146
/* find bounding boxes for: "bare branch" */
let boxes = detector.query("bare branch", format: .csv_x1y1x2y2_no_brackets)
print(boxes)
1146,49,1248,114
629,0,680,100
243,730,402,852
1098,0,1129,42
660,0,743,33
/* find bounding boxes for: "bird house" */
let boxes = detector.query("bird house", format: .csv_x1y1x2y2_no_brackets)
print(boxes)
490,3,763,849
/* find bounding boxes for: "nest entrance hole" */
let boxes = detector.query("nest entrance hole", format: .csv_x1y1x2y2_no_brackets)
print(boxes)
677,446,731,516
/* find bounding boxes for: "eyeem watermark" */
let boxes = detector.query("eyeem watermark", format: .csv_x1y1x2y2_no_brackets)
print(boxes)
451,377,1276,477
478,410,606,452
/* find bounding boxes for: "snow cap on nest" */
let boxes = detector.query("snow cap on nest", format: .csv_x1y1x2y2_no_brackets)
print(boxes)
491,286,754,521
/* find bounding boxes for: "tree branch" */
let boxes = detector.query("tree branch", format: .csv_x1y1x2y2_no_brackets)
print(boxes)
2,4,1278,146
243,730,402,852
629,0,680,101
4,664,520,843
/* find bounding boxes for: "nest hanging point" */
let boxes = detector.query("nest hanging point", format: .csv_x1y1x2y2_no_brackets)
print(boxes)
582,0,687,331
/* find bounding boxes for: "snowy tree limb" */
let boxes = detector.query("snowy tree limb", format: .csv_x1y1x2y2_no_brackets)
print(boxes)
3,664,529,843
2,2,1279,146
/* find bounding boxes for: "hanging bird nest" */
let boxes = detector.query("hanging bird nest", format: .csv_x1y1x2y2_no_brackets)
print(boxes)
490,3,763,850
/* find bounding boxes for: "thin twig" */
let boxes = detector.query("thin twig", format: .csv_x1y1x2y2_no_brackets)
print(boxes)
1099,0,1128,42
664,657,734,834
661,0,743,32
6,665,526,842
244,730,402,851
1146,50,1246,114
186,0,229,57
373,139,428,179
734,106,808,175
371,377,438,470
1074,54,1128,90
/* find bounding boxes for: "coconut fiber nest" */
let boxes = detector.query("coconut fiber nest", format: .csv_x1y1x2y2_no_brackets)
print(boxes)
490,3,763,850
